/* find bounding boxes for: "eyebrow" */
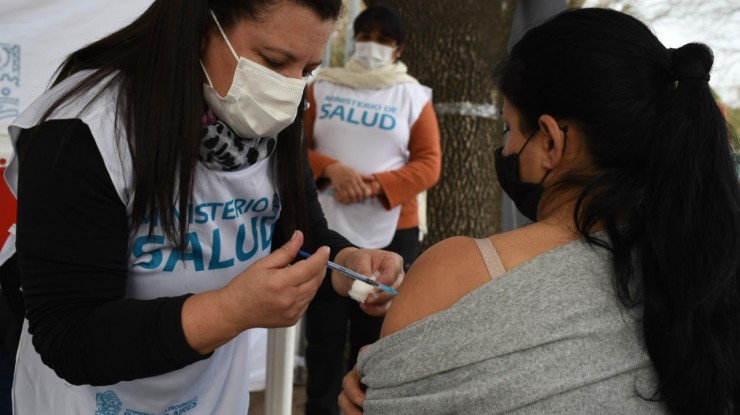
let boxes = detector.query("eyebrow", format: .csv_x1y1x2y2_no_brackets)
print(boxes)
263,45,323,67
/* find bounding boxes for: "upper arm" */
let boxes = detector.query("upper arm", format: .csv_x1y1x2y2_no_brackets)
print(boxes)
16,119,129,290
380,236,492,337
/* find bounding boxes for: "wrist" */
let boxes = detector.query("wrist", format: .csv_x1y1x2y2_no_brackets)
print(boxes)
322,161,340,179
182,290,241,355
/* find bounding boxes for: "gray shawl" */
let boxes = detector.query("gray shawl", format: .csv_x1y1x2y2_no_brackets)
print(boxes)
357,237,666,414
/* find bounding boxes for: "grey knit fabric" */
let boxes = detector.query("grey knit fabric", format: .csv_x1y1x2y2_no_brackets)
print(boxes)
357,237,666,414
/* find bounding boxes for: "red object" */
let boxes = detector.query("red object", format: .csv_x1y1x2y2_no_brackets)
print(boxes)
0,165,16,247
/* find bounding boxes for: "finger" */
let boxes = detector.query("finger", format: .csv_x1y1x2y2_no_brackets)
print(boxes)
342,367,366,406
346,185,360,202
364,290,392,305
338,392,363,415
333,182,349,194
375,259,405,288
255,230,304,269
294,261,327,295
362,183,373,198
336,187,355,203
350,179,368,198
359,301,391,317
282,246,330,287
382,271,404,290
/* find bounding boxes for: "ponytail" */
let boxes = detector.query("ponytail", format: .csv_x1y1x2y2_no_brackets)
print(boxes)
639,42,740,414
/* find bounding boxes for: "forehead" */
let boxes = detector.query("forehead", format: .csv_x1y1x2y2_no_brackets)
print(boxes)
234,2,333,59
502,99,518,120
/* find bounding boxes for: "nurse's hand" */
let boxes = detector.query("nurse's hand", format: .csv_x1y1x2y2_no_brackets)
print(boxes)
182,230,328,354
332,248,404,317
338,365,365,415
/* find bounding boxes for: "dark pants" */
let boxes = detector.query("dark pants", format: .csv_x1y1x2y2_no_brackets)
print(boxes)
304,228,419,415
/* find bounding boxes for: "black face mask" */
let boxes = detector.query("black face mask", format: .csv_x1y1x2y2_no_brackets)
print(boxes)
494,133,550,222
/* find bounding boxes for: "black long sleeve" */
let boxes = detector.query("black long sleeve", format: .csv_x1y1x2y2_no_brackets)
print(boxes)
15,120,207,386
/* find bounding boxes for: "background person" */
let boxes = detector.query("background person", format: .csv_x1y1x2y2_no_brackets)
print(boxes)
302,5,441,414
340,7,739,415
1,0,404,413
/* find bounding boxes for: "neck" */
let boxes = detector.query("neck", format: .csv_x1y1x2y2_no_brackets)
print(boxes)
538,187,610,238
536,189,583,235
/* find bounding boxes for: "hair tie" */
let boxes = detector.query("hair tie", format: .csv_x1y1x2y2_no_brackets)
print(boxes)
667,47,711,82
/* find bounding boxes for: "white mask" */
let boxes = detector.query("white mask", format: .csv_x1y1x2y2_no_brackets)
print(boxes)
202,10,306,138
350,41,396,70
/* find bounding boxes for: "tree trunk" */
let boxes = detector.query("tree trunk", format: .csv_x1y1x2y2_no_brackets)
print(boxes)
365,0,518,248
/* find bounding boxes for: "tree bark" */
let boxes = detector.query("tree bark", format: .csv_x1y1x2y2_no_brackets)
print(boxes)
364,0,518,248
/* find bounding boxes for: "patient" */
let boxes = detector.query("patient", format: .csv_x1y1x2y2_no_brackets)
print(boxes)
339,8,740,415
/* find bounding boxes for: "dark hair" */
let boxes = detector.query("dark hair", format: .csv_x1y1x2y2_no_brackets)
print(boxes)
499,8,739,414
44,0,342,249
352,4,405,45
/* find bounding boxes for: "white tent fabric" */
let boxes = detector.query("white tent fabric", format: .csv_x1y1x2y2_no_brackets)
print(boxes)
0,0,283,410
1,1,150,120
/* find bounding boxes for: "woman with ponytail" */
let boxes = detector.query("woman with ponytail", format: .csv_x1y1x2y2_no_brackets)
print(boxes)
340,8,739,415
2,0,406,413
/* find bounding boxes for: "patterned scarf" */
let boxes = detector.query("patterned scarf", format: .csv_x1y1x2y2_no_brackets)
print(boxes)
199,109,275,171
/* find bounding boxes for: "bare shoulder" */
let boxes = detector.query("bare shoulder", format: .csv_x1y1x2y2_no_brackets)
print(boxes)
380,236,493,337
489,223,578,271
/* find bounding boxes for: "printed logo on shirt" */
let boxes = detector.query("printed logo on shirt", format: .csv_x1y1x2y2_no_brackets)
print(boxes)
318,94,397,131
95,390,197,415
0,43,21,122
130,193,279,272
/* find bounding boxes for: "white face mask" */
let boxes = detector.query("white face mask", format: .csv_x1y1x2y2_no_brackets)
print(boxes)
202,10,307,138
351,41,396,70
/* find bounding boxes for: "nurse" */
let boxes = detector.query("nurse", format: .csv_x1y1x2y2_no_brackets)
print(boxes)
3,0,403,413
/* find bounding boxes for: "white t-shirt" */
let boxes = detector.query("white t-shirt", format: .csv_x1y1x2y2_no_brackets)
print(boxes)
312,81,431,248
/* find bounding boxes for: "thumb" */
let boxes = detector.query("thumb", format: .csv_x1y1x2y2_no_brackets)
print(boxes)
256,230,304,270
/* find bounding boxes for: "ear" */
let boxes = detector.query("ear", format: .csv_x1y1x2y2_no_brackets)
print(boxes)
537,114,567,170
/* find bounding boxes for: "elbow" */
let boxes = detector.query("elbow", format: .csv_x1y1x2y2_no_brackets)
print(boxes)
34,345,91,386
30,332,87,386
34,339,119,387
431,168,442,186
424,165,442,189
420,157,442,187
28,317,112,386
